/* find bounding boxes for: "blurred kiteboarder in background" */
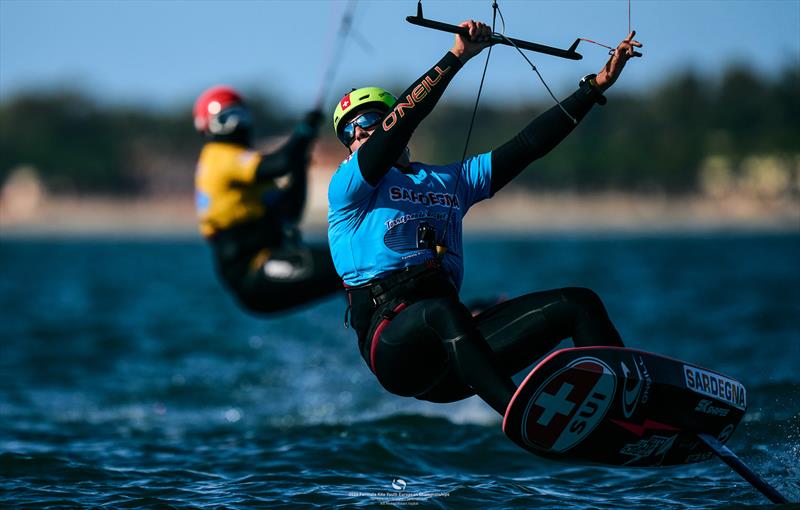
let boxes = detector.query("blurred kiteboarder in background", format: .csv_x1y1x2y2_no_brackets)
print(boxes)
193,86,341,314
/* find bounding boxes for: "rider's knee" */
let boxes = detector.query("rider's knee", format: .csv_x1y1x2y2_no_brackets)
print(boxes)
561,286,607,314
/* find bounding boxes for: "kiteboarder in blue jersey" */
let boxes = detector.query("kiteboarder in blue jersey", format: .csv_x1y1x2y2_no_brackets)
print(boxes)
328,20,642,416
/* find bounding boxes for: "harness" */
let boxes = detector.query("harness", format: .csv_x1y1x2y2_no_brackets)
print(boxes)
345,259,456,371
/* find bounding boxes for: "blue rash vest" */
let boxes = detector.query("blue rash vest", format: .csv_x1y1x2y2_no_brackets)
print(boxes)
327,150,492,289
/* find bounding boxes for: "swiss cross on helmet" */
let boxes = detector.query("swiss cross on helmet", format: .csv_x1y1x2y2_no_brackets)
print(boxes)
193,85,252,135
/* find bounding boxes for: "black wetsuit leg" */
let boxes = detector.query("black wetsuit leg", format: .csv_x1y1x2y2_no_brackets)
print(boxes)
479,287,623,372
371,295,517,416
211,134,340,315
416,287,623,406
232,242,342,314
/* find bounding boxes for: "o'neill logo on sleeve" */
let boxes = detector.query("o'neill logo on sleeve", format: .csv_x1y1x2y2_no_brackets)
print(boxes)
683,365,746,410
382,65,451,131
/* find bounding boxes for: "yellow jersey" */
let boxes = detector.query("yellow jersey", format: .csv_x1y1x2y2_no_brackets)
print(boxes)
194,142,279,237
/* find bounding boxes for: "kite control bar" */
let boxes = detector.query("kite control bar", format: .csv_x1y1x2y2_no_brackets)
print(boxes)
406,2,583,60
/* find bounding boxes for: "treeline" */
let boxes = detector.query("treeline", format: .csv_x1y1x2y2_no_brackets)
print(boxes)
0,91,293,195
424,64,799,193
1,64,798,195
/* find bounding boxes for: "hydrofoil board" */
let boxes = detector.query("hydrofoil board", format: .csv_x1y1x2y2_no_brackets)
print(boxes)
502,347,746,467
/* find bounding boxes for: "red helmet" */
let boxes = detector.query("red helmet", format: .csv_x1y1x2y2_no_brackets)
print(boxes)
193,85,251,135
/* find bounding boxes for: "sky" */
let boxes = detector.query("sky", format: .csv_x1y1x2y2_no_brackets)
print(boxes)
1,0,798,114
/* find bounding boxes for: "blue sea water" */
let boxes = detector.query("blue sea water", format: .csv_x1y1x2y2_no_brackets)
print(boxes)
1,232,798,508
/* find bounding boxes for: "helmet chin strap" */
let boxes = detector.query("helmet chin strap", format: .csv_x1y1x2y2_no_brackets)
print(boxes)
208,128,252,147
398,147,411,166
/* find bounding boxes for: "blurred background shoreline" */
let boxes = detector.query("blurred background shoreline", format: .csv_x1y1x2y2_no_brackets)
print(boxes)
2,0,798,241
1,187,797,238
2,63,798,238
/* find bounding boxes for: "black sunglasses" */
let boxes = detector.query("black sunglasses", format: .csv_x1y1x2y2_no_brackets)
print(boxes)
340,111,384,145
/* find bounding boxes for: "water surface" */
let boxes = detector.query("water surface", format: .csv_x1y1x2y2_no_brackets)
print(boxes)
1,233,798,508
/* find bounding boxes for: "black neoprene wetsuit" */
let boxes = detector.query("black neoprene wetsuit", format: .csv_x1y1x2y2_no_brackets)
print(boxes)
343,51,624,417
203,114,341,314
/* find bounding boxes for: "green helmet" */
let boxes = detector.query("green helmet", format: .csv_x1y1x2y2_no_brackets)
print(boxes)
333,87,396,140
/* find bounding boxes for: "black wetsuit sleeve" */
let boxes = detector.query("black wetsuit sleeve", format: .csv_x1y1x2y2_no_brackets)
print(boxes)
255,111,320,181
357,51,464,186
490,90,597,195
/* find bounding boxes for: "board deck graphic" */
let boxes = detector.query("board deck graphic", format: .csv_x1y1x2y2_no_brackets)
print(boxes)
502,347,746,467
